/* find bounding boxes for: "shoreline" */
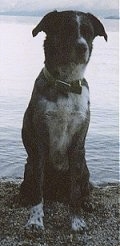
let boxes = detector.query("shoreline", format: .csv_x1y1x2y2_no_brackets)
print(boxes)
0,181,119,246
0,176,118,186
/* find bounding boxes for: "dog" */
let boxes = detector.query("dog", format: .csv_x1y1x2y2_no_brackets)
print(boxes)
20,10,107,231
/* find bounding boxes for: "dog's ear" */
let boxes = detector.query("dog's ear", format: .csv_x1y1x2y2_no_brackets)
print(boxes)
87,13,108,41
32,11,59,37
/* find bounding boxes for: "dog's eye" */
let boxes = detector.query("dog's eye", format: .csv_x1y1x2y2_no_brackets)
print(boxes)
80,25,93,39
61,26,76,40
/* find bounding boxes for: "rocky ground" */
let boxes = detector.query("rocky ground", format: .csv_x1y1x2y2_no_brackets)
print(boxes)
0,181,119,246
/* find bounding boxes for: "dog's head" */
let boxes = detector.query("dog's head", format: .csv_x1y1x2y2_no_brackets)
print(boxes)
32,11,107,72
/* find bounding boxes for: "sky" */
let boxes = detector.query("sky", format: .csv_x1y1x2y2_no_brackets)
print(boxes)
0,0,119,16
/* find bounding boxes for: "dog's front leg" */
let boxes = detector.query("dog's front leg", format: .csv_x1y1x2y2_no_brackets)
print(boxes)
25,151,45,230
69,128,90,232
25,121,49,230
26,200,44,230
69,146,90,232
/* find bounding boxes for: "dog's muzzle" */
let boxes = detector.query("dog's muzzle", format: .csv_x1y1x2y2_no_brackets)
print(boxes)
76,43,87,55
74,40,89,64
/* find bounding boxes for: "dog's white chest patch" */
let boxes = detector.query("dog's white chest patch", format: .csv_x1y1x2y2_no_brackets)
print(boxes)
43,86,89,170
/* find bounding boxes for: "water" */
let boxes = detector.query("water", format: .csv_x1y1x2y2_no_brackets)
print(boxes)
0,15,119,184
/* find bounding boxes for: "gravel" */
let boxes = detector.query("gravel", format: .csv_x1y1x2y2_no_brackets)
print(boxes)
0,181,119,246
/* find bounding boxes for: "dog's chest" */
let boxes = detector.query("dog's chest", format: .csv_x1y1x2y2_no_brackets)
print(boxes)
39,86,89,170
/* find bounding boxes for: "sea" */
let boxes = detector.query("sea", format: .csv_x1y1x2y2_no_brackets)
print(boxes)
0,15,119,184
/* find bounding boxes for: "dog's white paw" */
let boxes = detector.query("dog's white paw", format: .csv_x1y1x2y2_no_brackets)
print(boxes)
71,216,87,232
25,203,44,230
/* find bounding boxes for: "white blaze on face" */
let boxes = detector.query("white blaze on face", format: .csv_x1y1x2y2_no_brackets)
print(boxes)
76,15,90,63
76,15,81,40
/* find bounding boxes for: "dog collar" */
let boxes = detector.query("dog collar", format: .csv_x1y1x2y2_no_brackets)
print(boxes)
43,67,89,95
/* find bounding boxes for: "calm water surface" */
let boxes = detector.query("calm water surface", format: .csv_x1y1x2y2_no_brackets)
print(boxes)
0,16,119,184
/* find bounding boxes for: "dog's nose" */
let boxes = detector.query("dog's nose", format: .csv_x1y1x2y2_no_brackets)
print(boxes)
76,43,87,54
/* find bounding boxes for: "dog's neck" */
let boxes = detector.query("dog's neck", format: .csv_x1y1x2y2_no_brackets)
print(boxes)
43,66,89,95
45,63,87,83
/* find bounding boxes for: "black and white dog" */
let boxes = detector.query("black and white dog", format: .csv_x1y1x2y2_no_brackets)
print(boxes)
20,10,107,231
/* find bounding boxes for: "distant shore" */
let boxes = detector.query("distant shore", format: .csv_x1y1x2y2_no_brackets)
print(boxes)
0,181,119,246
0,11,119,20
